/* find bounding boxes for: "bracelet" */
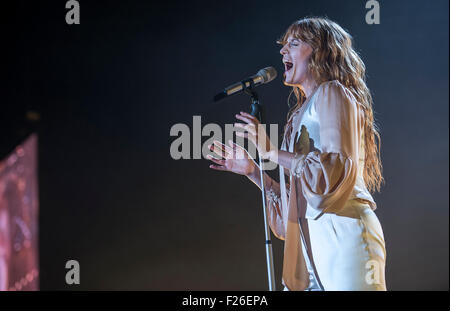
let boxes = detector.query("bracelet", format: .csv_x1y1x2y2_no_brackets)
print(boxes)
292,152,306,178
266,188,282,206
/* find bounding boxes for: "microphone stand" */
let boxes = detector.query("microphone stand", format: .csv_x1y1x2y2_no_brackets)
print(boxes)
242,81,276,291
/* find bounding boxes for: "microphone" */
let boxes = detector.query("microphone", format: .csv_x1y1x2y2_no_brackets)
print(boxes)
213,66,277,102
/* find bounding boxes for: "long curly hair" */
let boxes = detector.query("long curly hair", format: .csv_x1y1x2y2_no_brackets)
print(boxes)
278,17,384,193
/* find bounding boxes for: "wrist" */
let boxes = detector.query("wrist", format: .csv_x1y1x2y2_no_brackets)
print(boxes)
246,162,258,179
266,149,278,163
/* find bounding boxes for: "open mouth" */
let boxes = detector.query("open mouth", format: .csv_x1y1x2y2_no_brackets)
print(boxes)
284,61,293,72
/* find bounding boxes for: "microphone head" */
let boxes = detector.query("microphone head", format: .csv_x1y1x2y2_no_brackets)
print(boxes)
257,66,277,84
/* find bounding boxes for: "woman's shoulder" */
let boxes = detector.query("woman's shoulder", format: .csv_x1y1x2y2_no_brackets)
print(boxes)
317,80,354,99
314,79,359,110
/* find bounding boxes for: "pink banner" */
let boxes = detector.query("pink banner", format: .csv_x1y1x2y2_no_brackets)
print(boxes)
0,134,39,291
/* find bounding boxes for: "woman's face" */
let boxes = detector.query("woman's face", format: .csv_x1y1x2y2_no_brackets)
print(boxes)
280,36,313,86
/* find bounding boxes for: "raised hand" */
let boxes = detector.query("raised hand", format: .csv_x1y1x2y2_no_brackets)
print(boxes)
207,139,256,176
234,111,277,160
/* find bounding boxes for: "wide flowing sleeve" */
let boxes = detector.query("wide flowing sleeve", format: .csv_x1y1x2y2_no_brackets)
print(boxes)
264,174,289,240
291,81,361,219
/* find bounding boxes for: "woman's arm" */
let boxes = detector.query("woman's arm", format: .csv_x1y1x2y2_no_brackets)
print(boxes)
266,149,296,171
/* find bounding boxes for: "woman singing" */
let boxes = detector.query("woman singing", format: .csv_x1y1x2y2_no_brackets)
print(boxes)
207,17,386,291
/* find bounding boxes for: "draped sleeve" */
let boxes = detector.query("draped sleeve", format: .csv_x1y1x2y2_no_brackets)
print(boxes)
264,173,289,240
264,136,292,240
291,81,361,219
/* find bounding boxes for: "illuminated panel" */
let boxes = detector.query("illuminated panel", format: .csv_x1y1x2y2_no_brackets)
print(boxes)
0,134,39,291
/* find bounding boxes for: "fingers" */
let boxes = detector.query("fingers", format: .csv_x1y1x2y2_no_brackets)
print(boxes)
228,139,249,159
217,140,234,155
235,114,253,124
208,164,228,171
206,154,225,166
234,122,256,135
239,111,257,119
208,140,229,158
227,139,237,156
206,153,229,172
235,116,258,132
235,130,256,145
228,139,242,150
235,131,250,139
235,112,259,136
213,140,232,154
236,111,259,124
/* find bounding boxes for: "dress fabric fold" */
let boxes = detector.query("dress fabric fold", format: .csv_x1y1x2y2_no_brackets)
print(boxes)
266,80,386,291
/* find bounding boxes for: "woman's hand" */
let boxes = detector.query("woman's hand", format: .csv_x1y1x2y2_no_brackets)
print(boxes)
207,139,257,177
234,111,278,161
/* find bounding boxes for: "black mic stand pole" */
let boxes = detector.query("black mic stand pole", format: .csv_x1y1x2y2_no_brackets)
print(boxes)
242,82,276,291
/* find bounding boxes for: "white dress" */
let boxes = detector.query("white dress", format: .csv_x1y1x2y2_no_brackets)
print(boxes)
265,80,387,291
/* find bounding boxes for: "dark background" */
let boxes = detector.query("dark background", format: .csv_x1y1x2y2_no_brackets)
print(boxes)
2,0,448,290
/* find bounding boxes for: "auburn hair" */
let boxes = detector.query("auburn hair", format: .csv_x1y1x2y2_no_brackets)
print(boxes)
278,17,384,192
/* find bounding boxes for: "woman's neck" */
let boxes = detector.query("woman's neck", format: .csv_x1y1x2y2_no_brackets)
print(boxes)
299,77,318,98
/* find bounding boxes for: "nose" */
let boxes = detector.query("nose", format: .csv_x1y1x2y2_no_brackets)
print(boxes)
280,44,288,55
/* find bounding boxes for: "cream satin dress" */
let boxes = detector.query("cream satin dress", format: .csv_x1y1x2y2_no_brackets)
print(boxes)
265,80,387,291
